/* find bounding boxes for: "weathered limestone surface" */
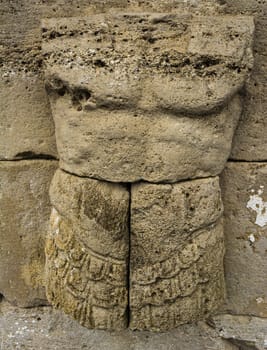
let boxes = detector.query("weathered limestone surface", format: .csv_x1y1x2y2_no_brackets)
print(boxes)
1,0,263,338
0,0,265,343
220,162,267,317
0,160,58,307
225,0,267,161
0,300,239,350
211,314,267,350
0,0,224,160
42,13,253,183
130,177,225,331
47,97,242,183
0,73,57,160
0,2,59,160
46,169,129,330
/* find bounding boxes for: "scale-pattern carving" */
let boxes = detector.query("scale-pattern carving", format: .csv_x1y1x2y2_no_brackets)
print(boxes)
45,170,129,330
130,178,225,331
130,223,225,331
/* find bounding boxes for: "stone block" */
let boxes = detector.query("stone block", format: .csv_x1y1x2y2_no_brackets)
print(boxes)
0,2,62,160
42,13,254,183
0,72,57,160
0,160,58,307
130,177,225,331
46,169,129,330
220,162,267,316
225,0,267,161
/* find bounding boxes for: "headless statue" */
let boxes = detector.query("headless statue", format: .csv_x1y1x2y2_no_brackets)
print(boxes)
42,11,254,331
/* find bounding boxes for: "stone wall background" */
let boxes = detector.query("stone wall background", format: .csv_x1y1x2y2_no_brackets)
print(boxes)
0,0,266,349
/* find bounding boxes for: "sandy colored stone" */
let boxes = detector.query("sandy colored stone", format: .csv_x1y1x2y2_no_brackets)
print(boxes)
49,97,242,183
0,0,224,161
0,1,60,160
46,169,129,330
0,160,58,307
220,162,267,317
224,0,267,161
42,13,253,183
0,72,57,160
130,177,225,331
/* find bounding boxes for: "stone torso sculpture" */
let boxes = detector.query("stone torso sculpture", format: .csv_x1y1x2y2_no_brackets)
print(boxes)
42,11,254,331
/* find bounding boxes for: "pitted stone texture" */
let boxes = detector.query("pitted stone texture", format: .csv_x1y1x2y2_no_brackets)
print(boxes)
49,97,242,183
224,0,267,161
0,160,58,307
42,13,254,183
220,162,267,317
130,177,225,331
0,1,224,162
42,15,254,114
46,169,129,330
0,72,57,160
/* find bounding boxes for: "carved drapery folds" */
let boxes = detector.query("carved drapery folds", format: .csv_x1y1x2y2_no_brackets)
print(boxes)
46,170,129,330
130,178,225,331
42,12,254,331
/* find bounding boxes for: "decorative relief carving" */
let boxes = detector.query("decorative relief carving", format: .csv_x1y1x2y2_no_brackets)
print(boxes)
46,170,129,330
42,11,254,331
130,224,225,331
130,178,225,330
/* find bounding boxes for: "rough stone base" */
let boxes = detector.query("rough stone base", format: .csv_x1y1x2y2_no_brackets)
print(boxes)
0,300,238,350
211,314,267,350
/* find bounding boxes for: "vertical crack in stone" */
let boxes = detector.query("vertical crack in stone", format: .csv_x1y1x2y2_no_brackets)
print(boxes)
0,294,4,303
126,183,132,328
